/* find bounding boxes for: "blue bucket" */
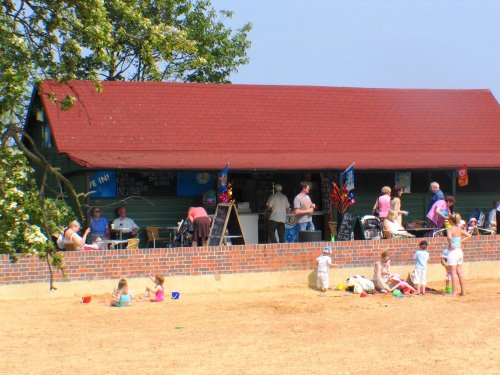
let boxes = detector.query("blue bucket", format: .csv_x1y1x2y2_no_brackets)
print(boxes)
171,291,180,300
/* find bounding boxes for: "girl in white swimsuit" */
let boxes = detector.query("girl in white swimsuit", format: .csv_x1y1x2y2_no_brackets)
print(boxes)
446,213,472,296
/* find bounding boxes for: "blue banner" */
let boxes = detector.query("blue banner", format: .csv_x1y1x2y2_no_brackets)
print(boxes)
177,172,215,197
89,171,117,198
345,165,355,191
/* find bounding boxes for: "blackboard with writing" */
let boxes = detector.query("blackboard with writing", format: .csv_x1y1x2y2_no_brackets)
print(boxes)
117,171,176,197
208,204,246,246
337,212,362,241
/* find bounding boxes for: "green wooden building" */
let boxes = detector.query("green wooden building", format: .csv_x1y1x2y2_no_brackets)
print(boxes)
24,80,500,244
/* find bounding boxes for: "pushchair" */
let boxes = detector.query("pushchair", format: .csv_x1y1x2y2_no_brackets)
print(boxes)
359,215,383,240
170,218,193,248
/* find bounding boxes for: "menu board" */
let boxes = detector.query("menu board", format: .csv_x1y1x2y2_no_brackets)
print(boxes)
208,204,246,246
208,205,230,246
117,171,176,197
337,212,360,241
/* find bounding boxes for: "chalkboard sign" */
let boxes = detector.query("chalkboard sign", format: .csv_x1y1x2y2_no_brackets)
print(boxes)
117,171,176,196
337,212,362,241
208,204,246,246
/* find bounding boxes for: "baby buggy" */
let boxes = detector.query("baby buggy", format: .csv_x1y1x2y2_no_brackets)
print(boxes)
359,215,383,240
170,218,193,248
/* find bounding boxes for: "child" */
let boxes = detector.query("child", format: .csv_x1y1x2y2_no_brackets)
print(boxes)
440,247,452,293
111,279,132,307
146,274,165,302
389,273,416,294
412,240,430,295
316,247,339,292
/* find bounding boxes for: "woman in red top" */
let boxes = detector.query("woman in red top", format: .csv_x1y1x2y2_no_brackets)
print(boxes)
187,207,211,247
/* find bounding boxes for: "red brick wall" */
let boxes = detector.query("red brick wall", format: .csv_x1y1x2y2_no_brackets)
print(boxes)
1,236,499,285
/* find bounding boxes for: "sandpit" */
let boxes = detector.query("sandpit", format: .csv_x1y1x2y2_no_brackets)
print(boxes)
0,279,499,374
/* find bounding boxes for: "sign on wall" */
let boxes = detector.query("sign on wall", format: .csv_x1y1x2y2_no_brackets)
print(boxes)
89,171,117,198
395,171,411,193
177,172,215,197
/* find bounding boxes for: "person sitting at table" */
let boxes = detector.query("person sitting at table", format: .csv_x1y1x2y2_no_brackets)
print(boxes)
63,220,91,251
112,206,139,239
383,210,415,238
187,206,211,248
87,207,110,244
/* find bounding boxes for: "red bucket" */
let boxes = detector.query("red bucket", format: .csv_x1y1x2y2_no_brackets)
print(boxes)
82,296,91,303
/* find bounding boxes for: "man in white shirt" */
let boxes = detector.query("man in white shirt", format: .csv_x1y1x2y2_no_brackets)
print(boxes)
112,206,139,239
265,184,290,243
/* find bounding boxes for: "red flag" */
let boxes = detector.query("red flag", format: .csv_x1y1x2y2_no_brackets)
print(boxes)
458,165,468,187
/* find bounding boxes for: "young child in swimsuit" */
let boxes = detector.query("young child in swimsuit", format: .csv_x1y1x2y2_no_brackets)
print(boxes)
111,279,132,307
389,273,416,294
440,247,452,293
146,274,165,302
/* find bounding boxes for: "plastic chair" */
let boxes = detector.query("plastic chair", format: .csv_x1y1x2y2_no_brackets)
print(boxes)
145,227,169,248
126,238,139,249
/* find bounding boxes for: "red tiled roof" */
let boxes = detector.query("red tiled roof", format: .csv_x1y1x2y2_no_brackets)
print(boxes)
38,80,500,170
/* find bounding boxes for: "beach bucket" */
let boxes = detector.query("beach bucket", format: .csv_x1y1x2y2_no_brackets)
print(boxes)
171,291,180,300
82,296,91,303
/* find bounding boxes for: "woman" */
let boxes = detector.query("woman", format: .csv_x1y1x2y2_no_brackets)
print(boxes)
373,186,391,220
63,220,90,251
390,185,408,225
373,250,392,292
383,210,415,238
426,195,456,229
446,213,472,296
88,207,109,244
187,206,211,247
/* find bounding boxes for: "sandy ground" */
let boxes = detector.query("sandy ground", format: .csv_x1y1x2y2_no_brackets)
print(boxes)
0,279,499,375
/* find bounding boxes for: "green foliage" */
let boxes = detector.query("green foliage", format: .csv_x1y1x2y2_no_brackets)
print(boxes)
99,0,252,82
0,146,74,264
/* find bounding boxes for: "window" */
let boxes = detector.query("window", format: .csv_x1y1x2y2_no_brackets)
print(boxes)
42,124,54,148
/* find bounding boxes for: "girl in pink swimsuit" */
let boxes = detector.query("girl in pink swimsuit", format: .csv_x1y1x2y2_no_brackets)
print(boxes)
146,274,165,302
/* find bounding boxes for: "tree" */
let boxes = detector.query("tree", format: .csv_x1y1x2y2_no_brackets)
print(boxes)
1,0,251,289
1,0,115,289
94,0,252,82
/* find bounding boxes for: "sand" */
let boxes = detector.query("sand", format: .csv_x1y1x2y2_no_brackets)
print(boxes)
0,279,499,375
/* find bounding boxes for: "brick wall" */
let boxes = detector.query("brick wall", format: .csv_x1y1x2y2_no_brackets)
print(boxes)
1,236,499,285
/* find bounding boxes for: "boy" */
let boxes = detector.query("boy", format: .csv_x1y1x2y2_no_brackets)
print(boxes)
413,240,430,295
316,247,339,292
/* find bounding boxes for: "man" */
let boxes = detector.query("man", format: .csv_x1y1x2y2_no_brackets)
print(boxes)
112,206,139,239
294,181,316,231
427,182,444,213
265,184,290,243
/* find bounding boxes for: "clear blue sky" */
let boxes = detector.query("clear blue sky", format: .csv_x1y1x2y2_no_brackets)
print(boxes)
212,0,500,100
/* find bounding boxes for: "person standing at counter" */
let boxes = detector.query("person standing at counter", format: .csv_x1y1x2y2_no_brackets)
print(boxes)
187,206,211,248
294,181,316,231
265,184,290,243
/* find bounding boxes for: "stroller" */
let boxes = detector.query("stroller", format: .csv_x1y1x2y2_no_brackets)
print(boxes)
359,215,383,240
170,218,193,248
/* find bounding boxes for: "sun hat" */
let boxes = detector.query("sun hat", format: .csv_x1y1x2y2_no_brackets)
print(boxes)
390,273,401,281
322,247,332,254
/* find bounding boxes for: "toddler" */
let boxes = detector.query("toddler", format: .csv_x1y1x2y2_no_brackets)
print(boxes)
413,240,430,295
440,248,452,293
111,279,132,307
316,247,340,292
146,274,165,302
389,273,416,294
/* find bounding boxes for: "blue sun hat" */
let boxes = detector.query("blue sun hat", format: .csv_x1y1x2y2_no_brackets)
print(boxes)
322,247,332,254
